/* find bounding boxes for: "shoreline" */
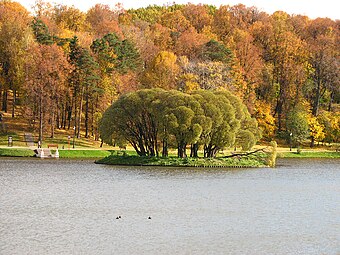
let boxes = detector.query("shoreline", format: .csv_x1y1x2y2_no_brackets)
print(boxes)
95,154,269,168
0,148,339,168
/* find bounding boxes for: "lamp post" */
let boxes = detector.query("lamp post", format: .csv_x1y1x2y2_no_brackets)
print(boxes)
290,132,293,151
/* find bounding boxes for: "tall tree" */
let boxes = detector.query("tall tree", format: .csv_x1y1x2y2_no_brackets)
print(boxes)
286,105,310,148
306,18,339,116
0,1,31,116
69,36,99,138
23,44,70,142
255,11,309,131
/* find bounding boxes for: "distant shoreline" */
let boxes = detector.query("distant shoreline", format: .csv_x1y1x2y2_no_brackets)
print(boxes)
0,147,339,164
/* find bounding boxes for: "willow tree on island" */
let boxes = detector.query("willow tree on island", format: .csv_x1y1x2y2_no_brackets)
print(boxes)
99,89,261,158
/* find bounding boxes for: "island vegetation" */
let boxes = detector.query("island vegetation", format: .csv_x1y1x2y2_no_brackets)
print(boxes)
0,1,339,167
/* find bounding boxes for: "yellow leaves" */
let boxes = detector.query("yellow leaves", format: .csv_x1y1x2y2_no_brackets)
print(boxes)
318,110,340,143
141,51,180,90
330,115,339,131
201,26,218,41
177,73,199,93
105,49,117,70
254,101,276,140
0,1,30,21
160,10,191,33
53,5,87,32
153,51,178,68
228,60,247,98
308,115,325,142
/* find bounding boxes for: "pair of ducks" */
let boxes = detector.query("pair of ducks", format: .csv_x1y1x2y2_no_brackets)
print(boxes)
116,216,152,220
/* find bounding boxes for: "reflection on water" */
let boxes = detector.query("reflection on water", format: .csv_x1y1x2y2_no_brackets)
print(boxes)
0,158,339,254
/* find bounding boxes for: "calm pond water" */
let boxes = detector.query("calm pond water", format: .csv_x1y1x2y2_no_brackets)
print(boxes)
0,158,339,255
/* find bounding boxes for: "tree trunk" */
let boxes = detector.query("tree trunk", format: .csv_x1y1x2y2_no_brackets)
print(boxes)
77,86,84,138
204,143,219,158
177,142,187,158
50,109,55,138
275,99,283,132
190,143,199,157
39,96,43,143
310,136,315,148
2,90,7,112
328,91,334,112
73,107,77,149
162,138,168,157
56,101,61,129
85,88,89,138
91,101,94,137
72,92,78,148
138,138,147,156
312,79,321,116
61,104,65,129
67,103,72,130
11,89,16,118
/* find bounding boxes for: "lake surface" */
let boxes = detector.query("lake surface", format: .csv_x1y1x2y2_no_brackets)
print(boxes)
0,158,339,255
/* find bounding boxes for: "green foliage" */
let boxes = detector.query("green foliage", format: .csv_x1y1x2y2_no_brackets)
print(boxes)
99,89,165,157
58,149,111,158
164,91,204,157
91,33,142,74
96,153,268,168
31,18,54,45
286,106,310,145
279,151,340,158
317,111,340,144
69,36,100,90
128,5,165,23
215,90,261,151
100,88,261,158
199,40,234,64
0,148,35,157
191,90,237,157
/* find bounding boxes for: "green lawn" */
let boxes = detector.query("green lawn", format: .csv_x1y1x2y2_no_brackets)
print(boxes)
0,148,35,157
0,148,112,158
96,152,269,168
279,151,340,158
58,149,112,158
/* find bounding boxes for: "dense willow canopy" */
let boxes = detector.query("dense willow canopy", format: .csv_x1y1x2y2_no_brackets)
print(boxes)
100,89,261,157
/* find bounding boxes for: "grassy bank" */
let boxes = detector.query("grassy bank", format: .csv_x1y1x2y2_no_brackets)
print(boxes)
96,152,269,168
0,148,111,158
1,146,339,162
279,151,340,158
58,149,111,158
0,148,35,157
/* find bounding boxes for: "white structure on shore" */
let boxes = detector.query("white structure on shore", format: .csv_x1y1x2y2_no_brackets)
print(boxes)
35,148,59,158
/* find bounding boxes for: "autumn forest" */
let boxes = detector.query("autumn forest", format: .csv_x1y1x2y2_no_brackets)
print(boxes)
0,0,339,148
